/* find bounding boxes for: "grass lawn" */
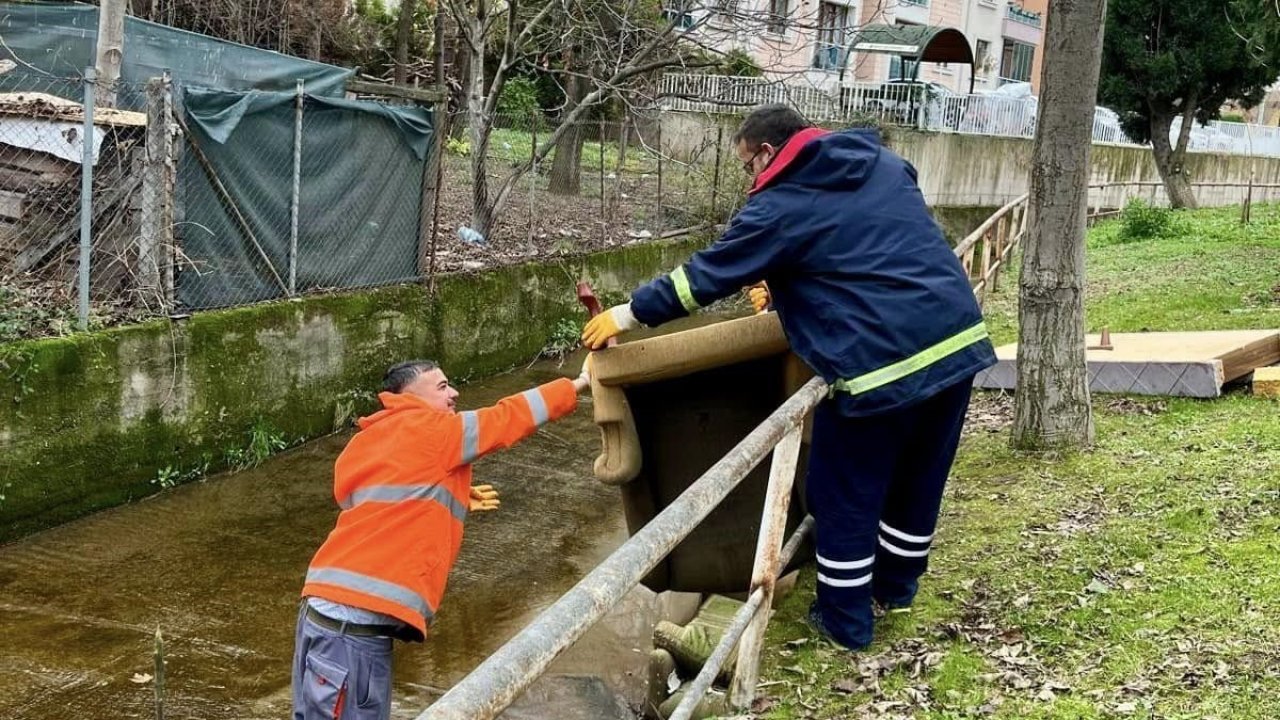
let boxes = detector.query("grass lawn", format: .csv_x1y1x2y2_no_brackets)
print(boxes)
750,204,1280,719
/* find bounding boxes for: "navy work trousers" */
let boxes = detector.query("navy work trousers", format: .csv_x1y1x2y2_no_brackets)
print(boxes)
806,378,973,650
292,604,394,720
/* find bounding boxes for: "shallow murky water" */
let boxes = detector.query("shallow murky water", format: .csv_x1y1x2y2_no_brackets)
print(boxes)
0,342,709,720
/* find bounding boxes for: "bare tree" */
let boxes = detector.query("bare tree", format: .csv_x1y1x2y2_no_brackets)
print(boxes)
1012,0,1107,450
393,0,418,85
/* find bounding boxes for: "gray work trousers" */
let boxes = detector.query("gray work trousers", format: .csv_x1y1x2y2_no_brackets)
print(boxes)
292,603,394,720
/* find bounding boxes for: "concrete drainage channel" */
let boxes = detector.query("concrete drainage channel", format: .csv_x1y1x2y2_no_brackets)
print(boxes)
0,353,705,719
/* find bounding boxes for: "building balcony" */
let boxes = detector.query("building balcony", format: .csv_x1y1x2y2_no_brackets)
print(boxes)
895,0,930,25
1002,7,1042,45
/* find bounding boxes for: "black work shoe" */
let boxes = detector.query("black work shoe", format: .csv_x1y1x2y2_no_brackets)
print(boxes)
805,602,870,652
872,598,913,619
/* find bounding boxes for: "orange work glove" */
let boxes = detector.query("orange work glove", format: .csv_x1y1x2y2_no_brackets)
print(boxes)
747,283,771,314
469,484,500,512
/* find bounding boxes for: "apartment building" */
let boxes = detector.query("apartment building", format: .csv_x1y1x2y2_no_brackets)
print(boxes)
669,0,1047,95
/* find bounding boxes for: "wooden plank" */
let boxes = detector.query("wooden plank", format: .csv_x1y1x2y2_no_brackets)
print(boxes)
0,189,26,219
345,80,444,104
1220,333,1280,381
0,149,76,176
0,91,147,127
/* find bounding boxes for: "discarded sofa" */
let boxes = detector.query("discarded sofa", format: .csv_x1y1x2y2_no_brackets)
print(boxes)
589,312,816,594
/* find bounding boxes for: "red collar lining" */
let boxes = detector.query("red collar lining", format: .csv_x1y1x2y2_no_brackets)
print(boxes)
749,127,830,194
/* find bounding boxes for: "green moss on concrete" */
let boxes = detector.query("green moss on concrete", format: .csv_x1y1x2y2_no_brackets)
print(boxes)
930,206,1000,246
0,237,708,542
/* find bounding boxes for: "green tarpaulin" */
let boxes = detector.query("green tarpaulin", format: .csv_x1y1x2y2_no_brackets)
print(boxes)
178,88,434,309
0,2,353,106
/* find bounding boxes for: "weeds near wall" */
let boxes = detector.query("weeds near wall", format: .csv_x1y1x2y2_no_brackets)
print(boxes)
225,418,290,471
540,318,582,360
0,346,38,403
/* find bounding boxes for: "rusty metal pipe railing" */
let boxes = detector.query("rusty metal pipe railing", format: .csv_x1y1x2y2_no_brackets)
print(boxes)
668,514,815,720
417,376,828,720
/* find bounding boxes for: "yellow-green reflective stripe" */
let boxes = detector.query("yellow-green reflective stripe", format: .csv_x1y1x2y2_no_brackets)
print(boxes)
670,266,700,313
834,322,989,397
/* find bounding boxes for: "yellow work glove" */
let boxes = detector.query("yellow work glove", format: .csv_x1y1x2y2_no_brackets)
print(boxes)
581,303,640,350
469,484,500,512
747,283,771,314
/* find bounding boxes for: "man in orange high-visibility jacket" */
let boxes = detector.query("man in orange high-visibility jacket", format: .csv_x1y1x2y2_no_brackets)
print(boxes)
292,357,590,720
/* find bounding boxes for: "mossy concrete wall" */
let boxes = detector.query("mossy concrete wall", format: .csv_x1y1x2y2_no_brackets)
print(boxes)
0,238,705,542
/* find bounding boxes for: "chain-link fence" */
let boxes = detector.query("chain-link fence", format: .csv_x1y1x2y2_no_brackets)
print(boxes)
175,85,432,310
3,74,1278,343
0,74,154,341
427,109,749,273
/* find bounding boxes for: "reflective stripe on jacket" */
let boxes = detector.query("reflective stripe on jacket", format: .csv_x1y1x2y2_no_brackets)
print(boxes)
301,378,579,640
630,128,995,416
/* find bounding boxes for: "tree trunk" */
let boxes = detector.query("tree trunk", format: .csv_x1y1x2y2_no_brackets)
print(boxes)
95,0,126,108
549,68,587,196
394,0,417,86
467,0,494,238
1148,106,1199,209
1011,0,1105,450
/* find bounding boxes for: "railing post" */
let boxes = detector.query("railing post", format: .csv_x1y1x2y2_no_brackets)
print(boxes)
729,424,804,709
990,211,1007,294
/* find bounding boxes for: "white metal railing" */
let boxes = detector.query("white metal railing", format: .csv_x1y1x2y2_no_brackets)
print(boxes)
1173,120,1280,158
658,73,1280,156
1005,5,1043,27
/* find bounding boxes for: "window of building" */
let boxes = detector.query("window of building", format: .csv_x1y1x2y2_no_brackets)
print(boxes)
662,0,696,29
888,20,920,80
975,39,991,77
767,0,789,34
999,39,1035,84
889,55,920,79
812,2,852,71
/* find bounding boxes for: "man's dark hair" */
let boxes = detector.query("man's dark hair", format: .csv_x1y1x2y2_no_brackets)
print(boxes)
732,104,812,151
382,360,440,393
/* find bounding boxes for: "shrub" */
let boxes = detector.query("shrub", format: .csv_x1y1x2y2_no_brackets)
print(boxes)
497,77,542,121
1118,198,1176,242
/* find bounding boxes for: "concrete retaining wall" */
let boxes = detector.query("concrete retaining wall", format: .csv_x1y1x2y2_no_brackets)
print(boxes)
660,113,1280,209
0,239,705,542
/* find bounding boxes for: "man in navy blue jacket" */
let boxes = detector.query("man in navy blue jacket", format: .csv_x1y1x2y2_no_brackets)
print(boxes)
582,104,996,651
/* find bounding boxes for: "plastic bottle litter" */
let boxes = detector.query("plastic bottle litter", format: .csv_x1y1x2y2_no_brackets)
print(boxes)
457,226,487,245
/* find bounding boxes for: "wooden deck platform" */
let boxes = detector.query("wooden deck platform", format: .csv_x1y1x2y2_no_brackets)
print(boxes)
974,329,1280,398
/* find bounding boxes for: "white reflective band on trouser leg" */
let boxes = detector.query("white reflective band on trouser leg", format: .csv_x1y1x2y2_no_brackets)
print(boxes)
879,521,934,544
817,571,872,588
817,553,875,570
879,537,931,558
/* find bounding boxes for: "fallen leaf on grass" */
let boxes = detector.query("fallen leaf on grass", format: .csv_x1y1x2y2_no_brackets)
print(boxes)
130,673,152,684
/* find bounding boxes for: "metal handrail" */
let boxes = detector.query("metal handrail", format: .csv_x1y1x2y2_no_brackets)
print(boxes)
418,376,829,719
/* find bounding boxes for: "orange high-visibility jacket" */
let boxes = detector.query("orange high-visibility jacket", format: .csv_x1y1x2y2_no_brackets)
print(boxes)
301,378,579,640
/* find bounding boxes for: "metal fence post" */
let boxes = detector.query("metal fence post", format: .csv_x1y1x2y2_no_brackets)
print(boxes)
529,109,537,244
656,117,664,232
79,67,96,330
289,79,303,296
712,125,724,218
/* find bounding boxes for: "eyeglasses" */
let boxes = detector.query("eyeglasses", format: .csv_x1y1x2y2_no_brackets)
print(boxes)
742,147,765,175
